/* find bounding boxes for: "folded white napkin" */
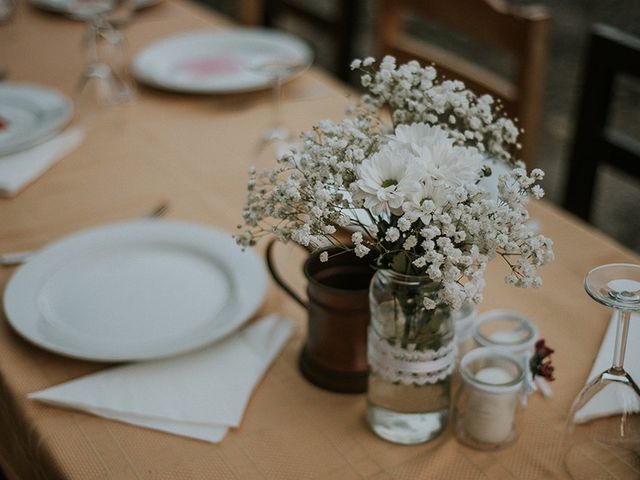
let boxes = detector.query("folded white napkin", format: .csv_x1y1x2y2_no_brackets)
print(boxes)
0,128,84,197
30,314,293,442
574,312,640,423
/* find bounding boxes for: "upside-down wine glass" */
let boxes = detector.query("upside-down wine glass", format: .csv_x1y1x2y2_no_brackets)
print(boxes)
0,0,16,80
0,0,15,26
69,0,136,115
250,58,306,144
564,263,640,479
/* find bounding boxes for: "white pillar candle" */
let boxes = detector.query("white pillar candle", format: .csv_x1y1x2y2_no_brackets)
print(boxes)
464,366,517,444
488,330,523,343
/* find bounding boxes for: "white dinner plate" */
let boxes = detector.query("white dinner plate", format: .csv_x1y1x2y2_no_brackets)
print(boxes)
132,29,313,94
3,220,268,362
0,83,72,156
30,0,160,15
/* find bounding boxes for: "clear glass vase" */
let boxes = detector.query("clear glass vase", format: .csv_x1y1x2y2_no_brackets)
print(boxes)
366,269,455,444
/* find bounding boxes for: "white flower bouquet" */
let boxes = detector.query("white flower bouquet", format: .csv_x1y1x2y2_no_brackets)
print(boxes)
238,56,554,310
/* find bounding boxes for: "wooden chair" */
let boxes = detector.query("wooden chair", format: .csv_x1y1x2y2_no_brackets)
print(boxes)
563,24,640,222
237,0,358,82
376,0,551,167
237,0,262,25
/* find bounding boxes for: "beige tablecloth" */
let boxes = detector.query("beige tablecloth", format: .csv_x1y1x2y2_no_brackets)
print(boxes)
1,1,638,478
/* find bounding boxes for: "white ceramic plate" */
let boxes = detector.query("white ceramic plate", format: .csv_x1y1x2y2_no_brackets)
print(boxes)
132,29,313,94
0,83,72,156
3,220,268,362
30,0,160,15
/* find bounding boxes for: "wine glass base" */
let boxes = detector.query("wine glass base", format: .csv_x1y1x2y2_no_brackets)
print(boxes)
564,422,640,479
76,63,135,117
263,127,290,143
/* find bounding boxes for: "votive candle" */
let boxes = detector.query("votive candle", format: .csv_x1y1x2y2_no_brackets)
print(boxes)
454,348,525,450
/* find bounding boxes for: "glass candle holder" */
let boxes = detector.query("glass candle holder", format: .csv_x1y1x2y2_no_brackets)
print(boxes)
473,309,538,357
454,347,525,450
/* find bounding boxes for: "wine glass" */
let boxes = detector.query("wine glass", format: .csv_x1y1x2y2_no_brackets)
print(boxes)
0,0,16,80
0,0,14,24
564,263,640,479
249,58,307,145
69,0,135,117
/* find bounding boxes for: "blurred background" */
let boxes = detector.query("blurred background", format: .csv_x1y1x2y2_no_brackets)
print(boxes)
202,0,640,253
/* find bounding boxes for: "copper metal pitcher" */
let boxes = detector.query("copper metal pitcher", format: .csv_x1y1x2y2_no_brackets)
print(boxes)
266,240,373,393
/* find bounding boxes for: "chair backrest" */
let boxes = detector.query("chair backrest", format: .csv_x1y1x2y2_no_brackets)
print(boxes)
562,24,640,222
237,0,262,26
237,0,358,82
376,0,550,167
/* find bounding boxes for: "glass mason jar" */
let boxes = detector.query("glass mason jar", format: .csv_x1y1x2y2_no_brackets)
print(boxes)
366,269,455,445
454,347,525,450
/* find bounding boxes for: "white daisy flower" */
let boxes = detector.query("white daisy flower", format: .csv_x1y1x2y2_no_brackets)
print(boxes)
416,142,483,187
353,147,421,219
402,178,448,224
390,123,453,155
390,123,483,187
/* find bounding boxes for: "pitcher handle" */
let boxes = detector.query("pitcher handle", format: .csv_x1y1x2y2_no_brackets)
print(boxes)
265,238,308,309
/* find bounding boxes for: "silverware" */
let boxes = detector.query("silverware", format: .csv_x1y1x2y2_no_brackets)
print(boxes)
146,202,169,219
1,202,169,267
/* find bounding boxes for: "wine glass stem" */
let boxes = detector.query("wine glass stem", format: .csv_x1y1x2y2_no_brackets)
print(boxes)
611,309,631,372
85,19,101,66
272,74,282,129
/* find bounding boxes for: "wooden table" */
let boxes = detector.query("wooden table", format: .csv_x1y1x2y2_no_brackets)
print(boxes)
1,1,638,478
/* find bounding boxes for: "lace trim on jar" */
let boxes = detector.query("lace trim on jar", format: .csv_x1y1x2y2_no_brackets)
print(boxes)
368,327,456,386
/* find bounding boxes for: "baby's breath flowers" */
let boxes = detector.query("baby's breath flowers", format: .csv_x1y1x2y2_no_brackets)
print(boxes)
237,57,554,310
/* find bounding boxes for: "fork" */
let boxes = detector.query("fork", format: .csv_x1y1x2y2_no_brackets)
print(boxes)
1,202,169,266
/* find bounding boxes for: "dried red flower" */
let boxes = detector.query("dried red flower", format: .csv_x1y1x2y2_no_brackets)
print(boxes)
537,362,555,381
535,339,554,359
531,338,556,381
